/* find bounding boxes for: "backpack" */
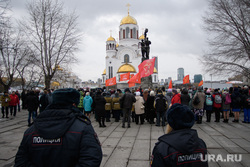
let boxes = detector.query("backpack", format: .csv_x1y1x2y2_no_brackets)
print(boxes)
225,93,231,105
235,96,241,105
214,94,222,104
193,95,200,105
206,95,213,106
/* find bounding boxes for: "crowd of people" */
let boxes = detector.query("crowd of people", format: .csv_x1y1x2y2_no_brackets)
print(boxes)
1,85,250,127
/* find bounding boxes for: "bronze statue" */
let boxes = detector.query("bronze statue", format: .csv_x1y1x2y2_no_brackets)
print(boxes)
141,28,151,60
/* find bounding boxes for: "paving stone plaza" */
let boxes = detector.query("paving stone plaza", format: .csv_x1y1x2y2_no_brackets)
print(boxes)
0,109,250,167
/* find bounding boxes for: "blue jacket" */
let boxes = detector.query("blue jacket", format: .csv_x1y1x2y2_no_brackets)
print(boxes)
83,95,93,112
14,105,102,167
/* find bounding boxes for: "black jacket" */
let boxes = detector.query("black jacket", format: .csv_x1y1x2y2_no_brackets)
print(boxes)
155,94,167,112
151,129,208,167
15,105,102,167
26,94,39,112
120,92,136,109
181,90,191,106
92,94,106,117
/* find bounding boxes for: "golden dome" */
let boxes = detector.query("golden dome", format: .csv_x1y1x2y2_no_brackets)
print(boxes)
107,36,115,41
120,14,137,25
53,65,63,71
154,67,158,73
139,34,145,40
51,81,60,87
102,69,106,75
117,64,136,73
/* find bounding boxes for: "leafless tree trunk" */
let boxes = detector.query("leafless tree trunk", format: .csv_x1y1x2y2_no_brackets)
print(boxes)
201,0,250,80
20,0,81,89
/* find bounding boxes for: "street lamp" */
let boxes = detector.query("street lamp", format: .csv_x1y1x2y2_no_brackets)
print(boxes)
210,74,212,89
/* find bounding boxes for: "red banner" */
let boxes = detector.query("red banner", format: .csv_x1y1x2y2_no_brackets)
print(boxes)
198,80,203,87
128,82,135,88
183,75,190,84
120,72,130,81
169,80,172,89
128,72,141,84
138,57,155,78
105,77,117,87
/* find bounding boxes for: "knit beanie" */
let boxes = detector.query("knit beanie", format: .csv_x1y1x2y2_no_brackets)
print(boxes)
52,88,80,106
167,103,195,130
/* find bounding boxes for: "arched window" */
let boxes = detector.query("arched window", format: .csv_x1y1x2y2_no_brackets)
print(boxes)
126,27,129,38
124,54,129,63
133,28,136,39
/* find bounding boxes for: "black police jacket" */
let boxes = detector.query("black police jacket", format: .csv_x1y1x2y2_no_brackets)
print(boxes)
14,104,102,167
151,129,208,167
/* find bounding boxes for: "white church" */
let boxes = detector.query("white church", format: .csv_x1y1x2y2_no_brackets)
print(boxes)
102,8,159,89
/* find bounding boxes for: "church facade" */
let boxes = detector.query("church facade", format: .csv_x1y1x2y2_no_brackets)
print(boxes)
102,11,158,89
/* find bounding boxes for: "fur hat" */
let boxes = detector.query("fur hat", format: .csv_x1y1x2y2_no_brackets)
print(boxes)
167,103,195,130
124,88,130,93
172,89,177,94
135,92,140,96
52,88,80,106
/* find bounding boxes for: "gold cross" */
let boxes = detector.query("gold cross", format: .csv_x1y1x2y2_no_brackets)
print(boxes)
126,3,131,15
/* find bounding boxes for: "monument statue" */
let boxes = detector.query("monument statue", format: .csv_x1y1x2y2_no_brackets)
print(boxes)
141,28,151,61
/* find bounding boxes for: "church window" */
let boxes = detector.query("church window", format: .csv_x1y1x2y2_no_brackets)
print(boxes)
124,54,129,63
123,30,125,39
130,29,133,38
133,28,136,39
137,30,138,39
126,27,129,38
154,75,157,82
109,66,113,78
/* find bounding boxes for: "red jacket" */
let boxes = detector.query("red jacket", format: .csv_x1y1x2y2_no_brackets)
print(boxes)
212,93,222,108
171,93,181,105
9,94,19,106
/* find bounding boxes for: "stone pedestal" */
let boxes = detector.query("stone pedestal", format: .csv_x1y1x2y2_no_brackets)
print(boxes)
141,75,153,90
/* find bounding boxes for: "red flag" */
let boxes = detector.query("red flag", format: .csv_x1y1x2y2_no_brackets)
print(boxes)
120,72,130,81
138,57,155,78
183,75,190,84
105,77,117,87
128,82,135,88
198,80,203,87
128,72,141,84
169,80,172,89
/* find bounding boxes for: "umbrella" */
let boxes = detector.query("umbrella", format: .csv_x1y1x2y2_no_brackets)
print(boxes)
226,81,243,84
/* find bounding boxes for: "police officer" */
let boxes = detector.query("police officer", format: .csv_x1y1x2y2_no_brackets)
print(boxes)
15,88,102,167
151,103,208,167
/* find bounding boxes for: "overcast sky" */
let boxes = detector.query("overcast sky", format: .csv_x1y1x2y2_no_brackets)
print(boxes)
10,0,219,82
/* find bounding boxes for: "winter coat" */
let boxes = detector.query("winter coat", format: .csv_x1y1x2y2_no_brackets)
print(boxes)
231,90,242,109
14,105,102,167
242,90,250,109
134,95,145,115
171,93,181,105
192,91,205,109
83,95,93,112
9,94,19,106
92,94,106,117
155,94,168,113
26,94,39,112
112,97,121,110
151,129,208,167
119,92,136,109
222,93,231,110
181,93,190,106
77,92,84,109
0,95,11,107
39,94,49,112
212,92,222,109
104,97,112,111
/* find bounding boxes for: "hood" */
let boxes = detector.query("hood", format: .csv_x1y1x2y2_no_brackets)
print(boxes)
85,95,91,99
34,105,79,139
159,129,200,154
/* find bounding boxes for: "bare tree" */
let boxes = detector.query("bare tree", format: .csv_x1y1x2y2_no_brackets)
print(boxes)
201,0,250,80
0,0,10,19
20,0,81,89
0,22,32,91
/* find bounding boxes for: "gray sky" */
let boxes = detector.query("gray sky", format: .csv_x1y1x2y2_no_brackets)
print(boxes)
10,0,217,82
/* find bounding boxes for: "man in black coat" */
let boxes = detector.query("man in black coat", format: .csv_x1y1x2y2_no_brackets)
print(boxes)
15,88,102,167
151,103,208,167
26,90,39,127
120,88,136,128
